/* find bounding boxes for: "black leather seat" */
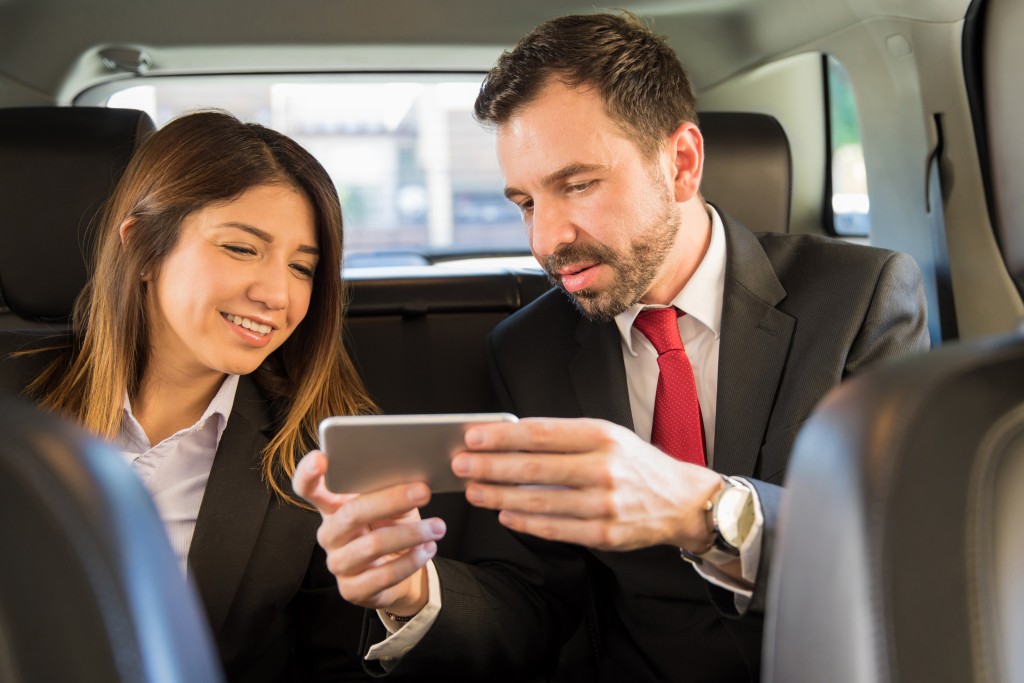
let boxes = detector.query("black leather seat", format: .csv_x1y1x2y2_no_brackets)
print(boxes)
344,265,551,413
0,393,224,682
763,328,1024,682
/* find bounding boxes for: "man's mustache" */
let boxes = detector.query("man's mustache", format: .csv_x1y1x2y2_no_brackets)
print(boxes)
543,243,619,278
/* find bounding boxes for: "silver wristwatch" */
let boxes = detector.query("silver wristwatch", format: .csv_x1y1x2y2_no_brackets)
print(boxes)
681,476,755,566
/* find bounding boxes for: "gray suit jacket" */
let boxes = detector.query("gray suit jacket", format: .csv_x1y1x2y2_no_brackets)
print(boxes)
367,215,930,682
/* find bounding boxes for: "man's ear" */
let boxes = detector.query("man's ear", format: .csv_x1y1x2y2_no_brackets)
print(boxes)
667,122,704,203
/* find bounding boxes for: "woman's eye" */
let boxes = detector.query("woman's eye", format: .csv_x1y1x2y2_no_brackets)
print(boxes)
291,263,315,278
223,244,257,256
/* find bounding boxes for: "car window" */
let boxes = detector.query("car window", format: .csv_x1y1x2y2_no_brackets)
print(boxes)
84,74,530,266
827,56,871,238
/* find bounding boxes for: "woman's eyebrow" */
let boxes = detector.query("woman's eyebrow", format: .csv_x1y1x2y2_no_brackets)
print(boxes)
220,222,320,255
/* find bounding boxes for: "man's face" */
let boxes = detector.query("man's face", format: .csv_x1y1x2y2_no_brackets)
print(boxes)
496,81,681,321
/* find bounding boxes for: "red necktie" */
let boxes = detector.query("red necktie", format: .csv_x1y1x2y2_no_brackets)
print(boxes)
633,307,706,466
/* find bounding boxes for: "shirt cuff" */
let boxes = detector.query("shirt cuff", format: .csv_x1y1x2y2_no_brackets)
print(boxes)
365,559,442,662
689,477,763,612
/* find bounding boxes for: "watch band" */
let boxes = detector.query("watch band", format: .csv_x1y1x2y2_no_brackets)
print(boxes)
680,545,742,566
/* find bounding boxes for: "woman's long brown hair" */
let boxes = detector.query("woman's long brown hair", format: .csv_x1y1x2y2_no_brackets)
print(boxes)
29,110,376,504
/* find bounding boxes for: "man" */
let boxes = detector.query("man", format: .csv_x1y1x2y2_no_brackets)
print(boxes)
294,12,929,681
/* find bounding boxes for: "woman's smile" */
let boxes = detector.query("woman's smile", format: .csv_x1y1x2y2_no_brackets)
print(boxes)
222,312,275,336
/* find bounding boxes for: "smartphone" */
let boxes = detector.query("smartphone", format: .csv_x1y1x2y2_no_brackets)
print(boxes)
318,412,519,494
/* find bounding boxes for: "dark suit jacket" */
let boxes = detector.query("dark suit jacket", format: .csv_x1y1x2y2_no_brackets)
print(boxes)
189,375,368,682
365,216,930,682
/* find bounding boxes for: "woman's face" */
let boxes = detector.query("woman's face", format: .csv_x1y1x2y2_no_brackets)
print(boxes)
143,183,319,383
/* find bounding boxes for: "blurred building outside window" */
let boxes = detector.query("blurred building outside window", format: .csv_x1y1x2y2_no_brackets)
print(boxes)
105,75,531,266
827,56,872,238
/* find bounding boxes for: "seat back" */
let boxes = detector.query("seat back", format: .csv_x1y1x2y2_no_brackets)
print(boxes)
0,393,224,682
700,111,791,233
345,266,551,414
764,329,1024,683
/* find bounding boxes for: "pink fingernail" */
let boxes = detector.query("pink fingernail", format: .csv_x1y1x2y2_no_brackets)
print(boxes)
427,518,446,538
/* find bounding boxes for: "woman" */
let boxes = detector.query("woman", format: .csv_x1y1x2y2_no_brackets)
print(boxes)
27,110,375,682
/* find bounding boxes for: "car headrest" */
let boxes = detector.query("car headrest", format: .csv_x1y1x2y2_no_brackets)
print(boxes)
699,112,792,233
0,107,155,321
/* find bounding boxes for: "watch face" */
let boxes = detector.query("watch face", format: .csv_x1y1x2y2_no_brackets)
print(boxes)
716,486,754,549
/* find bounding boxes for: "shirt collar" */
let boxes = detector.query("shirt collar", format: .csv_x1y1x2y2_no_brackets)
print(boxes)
206,373,240,435
121,373,240,449
615,205,727,353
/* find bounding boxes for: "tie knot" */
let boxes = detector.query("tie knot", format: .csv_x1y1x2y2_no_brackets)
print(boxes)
634,307,683,355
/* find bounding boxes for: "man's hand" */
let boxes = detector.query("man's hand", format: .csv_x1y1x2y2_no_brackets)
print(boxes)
452,417,724,553
292,450,446,616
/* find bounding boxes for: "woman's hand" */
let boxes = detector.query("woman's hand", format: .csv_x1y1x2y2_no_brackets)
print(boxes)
292,450,446,615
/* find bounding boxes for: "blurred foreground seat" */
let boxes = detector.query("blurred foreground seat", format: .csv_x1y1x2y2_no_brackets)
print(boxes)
0,394,224,682
764,328,1024,683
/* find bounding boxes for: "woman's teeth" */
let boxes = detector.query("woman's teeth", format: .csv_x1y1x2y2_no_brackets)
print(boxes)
224,313,272,335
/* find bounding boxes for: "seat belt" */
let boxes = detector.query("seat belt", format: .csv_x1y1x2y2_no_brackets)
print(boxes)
926,113,959,343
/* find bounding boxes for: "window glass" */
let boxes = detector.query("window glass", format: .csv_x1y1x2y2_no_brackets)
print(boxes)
827,56,871,237
96,75,529,265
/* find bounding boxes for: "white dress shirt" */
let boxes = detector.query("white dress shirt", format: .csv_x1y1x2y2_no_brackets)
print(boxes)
613,207,762,604
613,206,725,465
367,207,764,660
117,374,239,576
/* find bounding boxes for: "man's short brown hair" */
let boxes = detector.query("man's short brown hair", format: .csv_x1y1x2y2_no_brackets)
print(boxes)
474,12,698,158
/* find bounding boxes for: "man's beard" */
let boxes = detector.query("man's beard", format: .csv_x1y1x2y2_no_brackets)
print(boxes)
542,191,680,323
